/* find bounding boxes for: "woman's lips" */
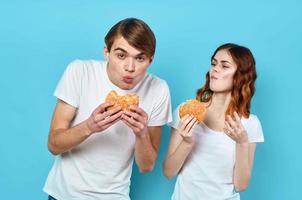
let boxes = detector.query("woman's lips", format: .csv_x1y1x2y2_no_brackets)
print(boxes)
210,75,218,80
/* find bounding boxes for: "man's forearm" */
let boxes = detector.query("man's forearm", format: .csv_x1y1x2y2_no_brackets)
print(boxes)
48,120,92,155
134,130,158,173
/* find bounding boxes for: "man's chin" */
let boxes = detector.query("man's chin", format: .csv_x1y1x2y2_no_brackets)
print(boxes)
119,82,135,90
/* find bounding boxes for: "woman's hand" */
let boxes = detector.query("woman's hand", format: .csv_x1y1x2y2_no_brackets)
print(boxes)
177,115,199,144
224,112,248,144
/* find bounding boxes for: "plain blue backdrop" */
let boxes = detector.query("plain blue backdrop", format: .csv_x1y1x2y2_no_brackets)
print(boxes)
1,0,301,199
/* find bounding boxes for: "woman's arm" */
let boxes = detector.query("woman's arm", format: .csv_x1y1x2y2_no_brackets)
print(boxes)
233,143,256,192
224,112,257,192
163,115,198,179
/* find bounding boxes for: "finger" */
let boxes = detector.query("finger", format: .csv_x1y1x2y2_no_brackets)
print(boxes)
106,106,122,115
182,115,195,130
122,118,141,133
122,118,135,129
93,102,113,115
129,106,147,118
185,117,198,133
122,113,144,130
233,112,241,122
99,106,122,120
224,121,234,134
189,120,199,133
102,116,123,130
224,129,234,140
178,114,191,130
98,110,123,127
124,110,140,121
226,115,237,129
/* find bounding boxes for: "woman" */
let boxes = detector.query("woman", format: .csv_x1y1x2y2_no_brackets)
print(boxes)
163,43,264,200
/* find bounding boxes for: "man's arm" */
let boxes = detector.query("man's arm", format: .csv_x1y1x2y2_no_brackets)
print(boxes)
48,99,123,155
122,106,163,173
134,126,162,173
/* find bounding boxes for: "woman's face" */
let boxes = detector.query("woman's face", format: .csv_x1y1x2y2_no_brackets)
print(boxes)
209,49,237,93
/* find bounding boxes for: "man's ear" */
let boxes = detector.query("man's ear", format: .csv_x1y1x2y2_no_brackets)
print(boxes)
103,46,110,61
149,56,154,64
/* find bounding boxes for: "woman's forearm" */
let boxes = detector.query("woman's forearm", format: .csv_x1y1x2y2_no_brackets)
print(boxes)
163,141,194,179
233,143,251,192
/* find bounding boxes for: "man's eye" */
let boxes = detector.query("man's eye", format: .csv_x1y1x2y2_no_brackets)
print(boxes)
136,56,145,62
117,54,126,59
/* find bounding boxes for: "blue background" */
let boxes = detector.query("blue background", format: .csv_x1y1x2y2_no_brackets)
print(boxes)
1,0,301,199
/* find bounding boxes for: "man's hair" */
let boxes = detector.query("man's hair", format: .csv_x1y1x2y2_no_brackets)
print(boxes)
196,43,257,118
105,18,156,58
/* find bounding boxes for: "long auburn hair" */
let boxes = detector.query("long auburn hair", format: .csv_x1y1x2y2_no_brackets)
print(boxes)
196,43,257,118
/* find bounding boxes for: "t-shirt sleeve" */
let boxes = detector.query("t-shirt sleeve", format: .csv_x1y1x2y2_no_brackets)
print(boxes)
53,60,84,108
168,105,182,129
147,81,172,126
244,115,265,143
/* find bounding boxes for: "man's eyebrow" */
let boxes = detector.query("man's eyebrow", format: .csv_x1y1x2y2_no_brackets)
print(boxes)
135,52,146,57
113,47,127,53
114,47,146,57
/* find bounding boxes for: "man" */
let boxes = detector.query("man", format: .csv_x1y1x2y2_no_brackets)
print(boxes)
44,18,172,200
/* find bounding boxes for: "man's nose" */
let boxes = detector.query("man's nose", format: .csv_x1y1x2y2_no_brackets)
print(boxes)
125,58,135,72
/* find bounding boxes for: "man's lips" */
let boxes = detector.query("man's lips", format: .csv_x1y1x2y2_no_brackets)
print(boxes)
123,76,134,83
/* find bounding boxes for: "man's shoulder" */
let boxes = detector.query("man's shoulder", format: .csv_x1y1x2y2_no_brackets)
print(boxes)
66,59,105,72
146,73,168,89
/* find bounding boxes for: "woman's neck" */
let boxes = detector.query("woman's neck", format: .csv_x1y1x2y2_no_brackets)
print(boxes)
208,92,232,117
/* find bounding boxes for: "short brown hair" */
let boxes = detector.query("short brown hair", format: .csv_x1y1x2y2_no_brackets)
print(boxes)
196,43,257,118
105,18,156,58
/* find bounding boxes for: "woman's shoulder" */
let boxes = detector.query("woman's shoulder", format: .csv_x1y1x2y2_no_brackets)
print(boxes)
242,113,264,143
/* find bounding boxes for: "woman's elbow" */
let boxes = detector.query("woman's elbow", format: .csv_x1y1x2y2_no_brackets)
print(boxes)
162,163,176,179
163,170,175,180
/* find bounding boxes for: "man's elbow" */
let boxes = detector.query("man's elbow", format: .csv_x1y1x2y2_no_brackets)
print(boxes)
235,184,248,192
234,175,251,192
138,164,154,173
48,142,61,156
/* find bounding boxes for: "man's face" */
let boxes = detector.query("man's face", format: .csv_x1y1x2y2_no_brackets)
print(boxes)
104,36,153,90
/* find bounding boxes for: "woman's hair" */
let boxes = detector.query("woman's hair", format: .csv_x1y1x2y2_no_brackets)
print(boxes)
196,43,257,118
105,18,156,59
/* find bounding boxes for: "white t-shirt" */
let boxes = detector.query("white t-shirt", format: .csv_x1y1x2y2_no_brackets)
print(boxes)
169,104,264,200
43,60,172,200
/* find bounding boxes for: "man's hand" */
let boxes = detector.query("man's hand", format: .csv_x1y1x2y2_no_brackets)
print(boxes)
121,106,148,137
86,102,123,134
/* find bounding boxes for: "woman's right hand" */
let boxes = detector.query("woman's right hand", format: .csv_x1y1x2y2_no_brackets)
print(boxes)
177,115,199,145
86,102,123,134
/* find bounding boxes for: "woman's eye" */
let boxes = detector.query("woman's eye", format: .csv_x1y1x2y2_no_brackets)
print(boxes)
222,65,230,68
